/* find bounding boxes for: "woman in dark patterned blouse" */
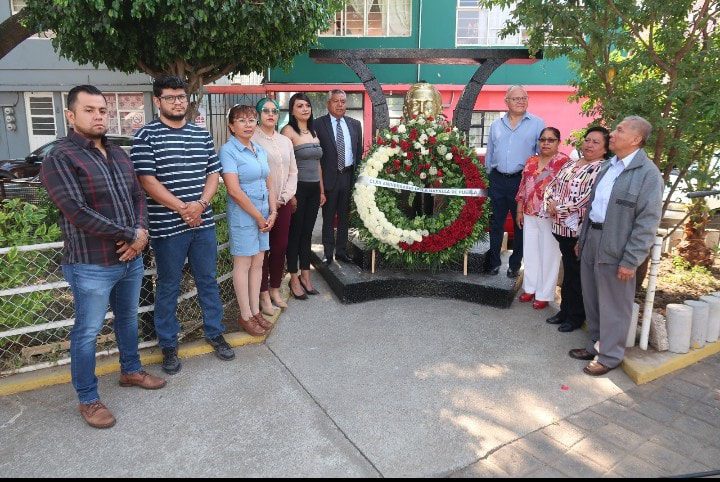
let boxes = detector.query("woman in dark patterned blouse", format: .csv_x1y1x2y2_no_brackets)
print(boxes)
544,126,610,332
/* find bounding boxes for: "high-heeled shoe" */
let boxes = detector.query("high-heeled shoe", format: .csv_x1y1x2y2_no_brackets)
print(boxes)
299,279,319,295
290,283,308,300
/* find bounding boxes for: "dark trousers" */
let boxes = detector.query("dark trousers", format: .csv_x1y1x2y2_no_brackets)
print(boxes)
322,169,353,259
261,202,292,291
487,170,523,270
287,181,321,273
554,234,585,327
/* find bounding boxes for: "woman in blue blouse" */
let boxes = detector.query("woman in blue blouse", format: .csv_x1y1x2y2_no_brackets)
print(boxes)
219,105,277,337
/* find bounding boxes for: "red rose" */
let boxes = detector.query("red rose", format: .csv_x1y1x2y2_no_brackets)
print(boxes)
428,136,437,145
393,159,401,167
404,164,411,172
433,180,441,188
390,126,398,133
391,140,397,148
400,140,410,151
407,151,415,160
377,137,384,145
437,169,443,177
409,129,418,141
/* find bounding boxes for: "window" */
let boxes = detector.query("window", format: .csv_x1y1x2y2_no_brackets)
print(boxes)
62,92,145,136
387,95,406,127
468,111,504,150
10,0,56,39
456,1,527,46
321,0,411,37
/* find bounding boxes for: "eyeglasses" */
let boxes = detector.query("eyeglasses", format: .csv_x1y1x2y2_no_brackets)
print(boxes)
507,96,528,102
538,137,559,143
233,118,257,125
159,94,189,103
261,108,279,115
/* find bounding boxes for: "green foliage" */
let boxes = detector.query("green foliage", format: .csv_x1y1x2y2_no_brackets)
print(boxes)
0,198,62,331
664,255,720,290
21,0,343,92
483,0,720,214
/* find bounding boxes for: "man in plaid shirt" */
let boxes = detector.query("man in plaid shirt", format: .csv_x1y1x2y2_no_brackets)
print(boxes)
41,85,166,429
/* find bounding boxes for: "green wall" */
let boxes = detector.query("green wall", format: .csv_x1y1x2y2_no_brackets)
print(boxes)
268,0,575,85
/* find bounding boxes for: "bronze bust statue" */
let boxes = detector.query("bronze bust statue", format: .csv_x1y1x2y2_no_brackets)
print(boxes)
402,82,443,119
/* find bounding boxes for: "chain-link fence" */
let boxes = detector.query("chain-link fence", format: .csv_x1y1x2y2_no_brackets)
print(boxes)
0,213,240,376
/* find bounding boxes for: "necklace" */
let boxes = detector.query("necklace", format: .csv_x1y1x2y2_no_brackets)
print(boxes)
300,129,310,135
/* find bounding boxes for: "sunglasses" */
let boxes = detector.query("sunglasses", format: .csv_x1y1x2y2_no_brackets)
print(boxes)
262,108,279,115
538,137,559,143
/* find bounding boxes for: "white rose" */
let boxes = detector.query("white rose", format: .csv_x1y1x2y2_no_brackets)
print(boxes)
421,148,429,156
418,117,426,125
420,172,427,180
397,124,407,134
419,133,428,143
445,153,453,160
414,142,422,150
452,126,458,132
429,166,437,175
384,133,391,139
427,129,436,136
436,144,448,156
392,135,400,142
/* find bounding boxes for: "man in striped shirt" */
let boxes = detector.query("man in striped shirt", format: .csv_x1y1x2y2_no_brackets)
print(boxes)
132,76,234,374
41,85,166,429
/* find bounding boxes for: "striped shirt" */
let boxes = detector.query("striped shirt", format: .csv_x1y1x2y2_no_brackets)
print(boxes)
40,130,148,266
544,158,604,237
131,120,221,238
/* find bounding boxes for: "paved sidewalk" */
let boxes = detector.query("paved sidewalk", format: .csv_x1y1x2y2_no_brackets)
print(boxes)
1,272,718,477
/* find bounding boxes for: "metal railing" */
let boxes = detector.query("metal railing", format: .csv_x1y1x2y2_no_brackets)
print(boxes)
0,213,237,376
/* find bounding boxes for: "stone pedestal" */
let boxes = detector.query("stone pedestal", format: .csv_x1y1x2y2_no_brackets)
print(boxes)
666,304,692,354
310,233,520,307
699,295,720,342
684,300,709,349
626,303,640,348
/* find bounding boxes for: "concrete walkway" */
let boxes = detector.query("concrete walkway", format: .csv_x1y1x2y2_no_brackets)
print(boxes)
1,273,719,477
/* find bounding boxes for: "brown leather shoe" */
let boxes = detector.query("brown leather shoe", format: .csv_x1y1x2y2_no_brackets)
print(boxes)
78,401,116,429
239,315,266,337
568,348,595,360
583,360,614,376
253,312,273,330
119,370,167,390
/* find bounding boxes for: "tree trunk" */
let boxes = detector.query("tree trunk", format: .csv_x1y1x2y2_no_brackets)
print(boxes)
676,198,713,267
0,10,33,60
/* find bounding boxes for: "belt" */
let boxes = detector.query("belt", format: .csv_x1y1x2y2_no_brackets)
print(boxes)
590,222,603,230
338,165,353,174
495,170,522,178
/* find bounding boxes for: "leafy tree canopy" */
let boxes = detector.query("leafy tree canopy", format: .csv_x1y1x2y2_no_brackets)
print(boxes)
22,0,343,93
483,0,720,193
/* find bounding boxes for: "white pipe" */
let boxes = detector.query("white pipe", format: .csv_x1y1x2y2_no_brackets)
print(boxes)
639,236,663,350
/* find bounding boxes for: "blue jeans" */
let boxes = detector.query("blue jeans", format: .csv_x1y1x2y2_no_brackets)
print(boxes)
151,227,225,348
487,170,524,270
62,257,144,404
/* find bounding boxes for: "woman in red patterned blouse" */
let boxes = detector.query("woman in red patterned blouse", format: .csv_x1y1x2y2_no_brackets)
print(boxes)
543,126,609,332
515,127,570,309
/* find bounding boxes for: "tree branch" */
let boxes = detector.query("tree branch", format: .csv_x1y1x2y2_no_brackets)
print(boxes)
0,9,34,60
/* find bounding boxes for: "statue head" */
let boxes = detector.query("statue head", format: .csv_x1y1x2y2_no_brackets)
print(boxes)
403,82,443,119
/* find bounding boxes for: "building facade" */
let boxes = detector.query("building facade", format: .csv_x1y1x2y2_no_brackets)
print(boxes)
1,0,587,160
0,0,154,160
209,0,586,153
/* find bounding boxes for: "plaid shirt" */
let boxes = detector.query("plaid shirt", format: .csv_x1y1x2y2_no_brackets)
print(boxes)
40,130,148,266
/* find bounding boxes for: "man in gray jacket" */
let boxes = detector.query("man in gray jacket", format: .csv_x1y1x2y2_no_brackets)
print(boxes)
568,116,663,376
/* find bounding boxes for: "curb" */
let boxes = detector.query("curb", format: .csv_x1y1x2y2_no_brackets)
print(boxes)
0,311,280,397
622,340,720,384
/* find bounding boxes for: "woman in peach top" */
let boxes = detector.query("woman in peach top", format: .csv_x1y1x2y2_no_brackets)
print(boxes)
515,127,570,309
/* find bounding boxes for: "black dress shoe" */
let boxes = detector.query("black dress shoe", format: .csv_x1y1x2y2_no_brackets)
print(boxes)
506,267,520,278
290,285,308,300
568,348,595,360
558,322,576,333
336,253,353,263
299,279,319,295
546,313,564,325
321,257,332,266
482,266,500,275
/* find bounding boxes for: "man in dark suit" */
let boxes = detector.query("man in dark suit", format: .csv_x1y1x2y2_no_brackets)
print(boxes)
315,89,363,264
